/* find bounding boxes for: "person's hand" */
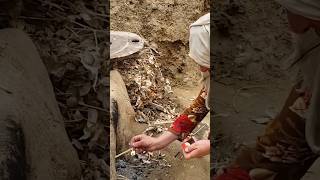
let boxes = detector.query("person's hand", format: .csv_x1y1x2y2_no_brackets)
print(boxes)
130,131,178,153
182,139,210,160
130,134,159,153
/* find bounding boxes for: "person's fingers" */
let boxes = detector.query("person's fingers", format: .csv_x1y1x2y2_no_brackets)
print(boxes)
184,148,200,160
130,136,138,146
130,134,145,147
132,134,143,143
131,139,147,148
185,143,197,153
182,136,191,143
184,140,210,160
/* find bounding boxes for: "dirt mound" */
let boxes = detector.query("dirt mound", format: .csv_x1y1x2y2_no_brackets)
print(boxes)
111,0,210,86
111,0,209,43
212,0,293,175
0,28,81,180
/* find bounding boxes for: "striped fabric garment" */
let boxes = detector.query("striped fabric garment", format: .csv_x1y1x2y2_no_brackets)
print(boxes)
256,84,316,164
169,88,209,141
215,85,318,180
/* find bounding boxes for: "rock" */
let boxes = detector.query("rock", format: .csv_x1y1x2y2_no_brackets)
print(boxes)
0,28,80,180
117,160,127,169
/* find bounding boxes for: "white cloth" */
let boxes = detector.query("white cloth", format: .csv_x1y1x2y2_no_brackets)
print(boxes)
189,13,211,109
292,30,320,154
189,13,210,68
276,0,320,20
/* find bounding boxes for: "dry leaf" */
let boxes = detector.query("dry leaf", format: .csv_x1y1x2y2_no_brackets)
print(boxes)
251,117,271,125
66,96,78,107
72,138,84,150
73,110,84,120
88,109,98,124
50,65,66,78
80,50,101,90
80,13,91,21
79,82,92,96
79,126,91,140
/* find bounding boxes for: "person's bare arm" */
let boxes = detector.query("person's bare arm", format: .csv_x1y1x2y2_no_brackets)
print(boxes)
130,131,177,152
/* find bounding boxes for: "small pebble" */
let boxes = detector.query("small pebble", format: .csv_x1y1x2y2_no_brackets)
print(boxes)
132,175,138,180
116,160,127,168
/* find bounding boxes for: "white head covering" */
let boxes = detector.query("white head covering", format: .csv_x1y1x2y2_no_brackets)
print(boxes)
189,13,210,68
189,13,211,109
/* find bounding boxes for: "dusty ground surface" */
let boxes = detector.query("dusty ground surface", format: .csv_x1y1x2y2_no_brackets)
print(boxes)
212,0,290,170
116,155,171,180
213,0,320,179
111,0,210,179
111,0,209,87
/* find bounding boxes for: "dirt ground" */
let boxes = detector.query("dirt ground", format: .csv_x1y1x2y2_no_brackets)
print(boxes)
213,0,320,179
111,0,210,179
111,0,209,86
212,0,290,170
114,84,211,180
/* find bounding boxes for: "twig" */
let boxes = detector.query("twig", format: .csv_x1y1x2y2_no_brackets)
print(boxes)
64,119,84,123
57,102,68,109
174,151,182,158
41,1,65,12
232,85,266,113
72,27,108,34
0,85,12,94
19,15,107,33
79,160,87,165
72,20,91,29
18,16,54,21
93,30,98,49
190,124,208,136
129,165,146,168
67,47,82,52
117,174,129,180
149,102,166,112
65,26,79,37
50,11,106,33
78,102,107,113
153,121,174,125
39,0,66,11
115,148,133,159
63,0,108,17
